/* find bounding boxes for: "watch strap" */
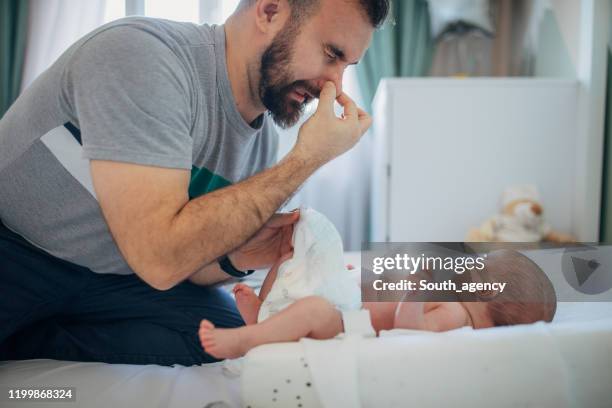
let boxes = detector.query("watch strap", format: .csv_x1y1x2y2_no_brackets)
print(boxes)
218,255,255,278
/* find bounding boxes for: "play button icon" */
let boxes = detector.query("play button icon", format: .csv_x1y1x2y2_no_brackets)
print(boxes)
562,245,612,295
571,256,600,286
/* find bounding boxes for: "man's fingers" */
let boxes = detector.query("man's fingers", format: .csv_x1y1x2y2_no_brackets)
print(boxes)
357,109,373,134
280,224,294,254
316,82,337,116
336,92,358,119
280,250,294,262
338,94,370,134
266,211,300,228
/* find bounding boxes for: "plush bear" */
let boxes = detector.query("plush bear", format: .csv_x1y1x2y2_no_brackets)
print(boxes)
466,185,575,243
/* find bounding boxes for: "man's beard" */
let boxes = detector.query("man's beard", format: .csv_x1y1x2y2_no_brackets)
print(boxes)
259,21,319,129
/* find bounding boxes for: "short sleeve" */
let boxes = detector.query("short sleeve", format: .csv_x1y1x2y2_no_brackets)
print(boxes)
64,25,193,169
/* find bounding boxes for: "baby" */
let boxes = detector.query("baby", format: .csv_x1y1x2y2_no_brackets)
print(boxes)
199,211,557,360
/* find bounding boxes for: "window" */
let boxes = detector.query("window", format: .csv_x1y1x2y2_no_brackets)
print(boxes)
104,0,241,25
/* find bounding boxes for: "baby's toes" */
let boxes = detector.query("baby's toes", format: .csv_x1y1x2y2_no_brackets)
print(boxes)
200,319,215,331
233,283,249,293
200,330,215,346
201,336,215,348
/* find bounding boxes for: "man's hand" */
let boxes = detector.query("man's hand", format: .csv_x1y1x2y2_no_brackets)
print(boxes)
229,211,299,271
293,82,372,168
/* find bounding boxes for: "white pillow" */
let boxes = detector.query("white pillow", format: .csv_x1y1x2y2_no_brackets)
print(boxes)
428,0,494,38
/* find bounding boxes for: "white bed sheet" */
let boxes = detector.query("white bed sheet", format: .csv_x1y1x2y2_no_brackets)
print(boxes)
0,359,241,408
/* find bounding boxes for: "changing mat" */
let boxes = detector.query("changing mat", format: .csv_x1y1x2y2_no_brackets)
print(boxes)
242,302,612,408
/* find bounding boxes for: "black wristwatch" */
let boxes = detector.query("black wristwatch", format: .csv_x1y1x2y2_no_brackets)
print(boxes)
218,255,255,278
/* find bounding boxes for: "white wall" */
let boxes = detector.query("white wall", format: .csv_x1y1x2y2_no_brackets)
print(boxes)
550,0,581,69
573,0,610,241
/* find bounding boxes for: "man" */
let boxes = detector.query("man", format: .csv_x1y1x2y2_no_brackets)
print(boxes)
0,0,388,365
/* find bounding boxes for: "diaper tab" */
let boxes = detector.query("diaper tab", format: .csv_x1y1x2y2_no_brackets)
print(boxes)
340,309,376,338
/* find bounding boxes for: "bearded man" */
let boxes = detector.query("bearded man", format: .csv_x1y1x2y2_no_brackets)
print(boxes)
0,0,389,365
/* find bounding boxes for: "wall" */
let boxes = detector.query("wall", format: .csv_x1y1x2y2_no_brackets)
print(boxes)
550,0,581,69
523,0,609,240
573,0,610,241
598,4,612,242
534,7,577,77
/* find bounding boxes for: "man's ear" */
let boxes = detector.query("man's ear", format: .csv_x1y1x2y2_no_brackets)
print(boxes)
254,0,288,35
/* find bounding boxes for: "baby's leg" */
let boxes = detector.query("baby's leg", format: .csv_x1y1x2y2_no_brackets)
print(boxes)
233,283,261,325
199,296,343,359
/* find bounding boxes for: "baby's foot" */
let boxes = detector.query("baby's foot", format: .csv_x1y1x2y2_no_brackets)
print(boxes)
199,319,248,360
233,283,261,325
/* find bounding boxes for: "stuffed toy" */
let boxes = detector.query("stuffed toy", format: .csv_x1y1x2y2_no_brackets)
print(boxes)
466,185,575,243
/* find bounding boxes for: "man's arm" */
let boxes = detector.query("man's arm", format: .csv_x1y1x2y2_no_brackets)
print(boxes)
91,148,316,290
90,82,372,290
188,262,231,286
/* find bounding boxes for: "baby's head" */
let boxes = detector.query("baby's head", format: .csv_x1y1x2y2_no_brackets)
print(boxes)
465,249,557,327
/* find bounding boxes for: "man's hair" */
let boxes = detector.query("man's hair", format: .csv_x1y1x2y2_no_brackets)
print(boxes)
472,250,557,327
239,0,390,28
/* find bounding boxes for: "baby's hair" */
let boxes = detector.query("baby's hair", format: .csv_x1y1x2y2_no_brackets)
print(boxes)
471,249,557,326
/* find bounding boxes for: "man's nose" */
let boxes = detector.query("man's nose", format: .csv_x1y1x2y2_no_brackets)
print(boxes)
317,67,345,96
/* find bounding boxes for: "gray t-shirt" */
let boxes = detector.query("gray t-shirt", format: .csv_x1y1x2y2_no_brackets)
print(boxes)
0,17,278,275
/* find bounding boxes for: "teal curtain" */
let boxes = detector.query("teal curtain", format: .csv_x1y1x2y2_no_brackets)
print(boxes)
356,0,433,111
0,0,29,118
599,47,612,242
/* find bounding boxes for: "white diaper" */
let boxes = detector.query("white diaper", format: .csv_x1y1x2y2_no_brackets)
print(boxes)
257,208,361,322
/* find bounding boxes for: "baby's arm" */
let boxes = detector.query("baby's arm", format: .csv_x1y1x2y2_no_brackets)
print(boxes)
200,295,343,359
394,301,468,332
